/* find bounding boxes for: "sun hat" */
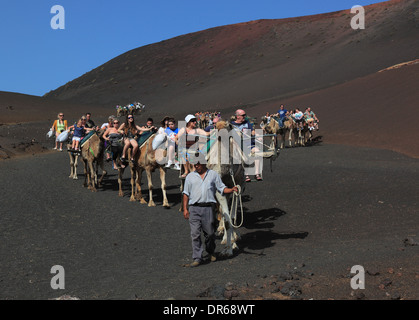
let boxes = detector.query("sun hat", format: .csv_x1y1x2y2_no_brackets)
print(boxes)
185,114,196,123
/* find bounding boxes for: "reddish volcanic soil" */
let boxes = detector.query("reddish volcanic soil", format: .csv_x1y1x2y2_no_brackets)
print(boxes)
248,61,419,158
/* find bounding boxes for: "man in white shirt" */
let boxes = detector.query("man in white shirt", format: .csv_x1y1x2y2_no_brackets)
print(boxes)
183,162,238,267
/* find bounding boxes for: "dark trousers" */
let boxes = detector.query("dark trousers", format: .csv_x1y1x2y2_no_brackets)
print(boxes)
189,205,216,262
111,145,123,161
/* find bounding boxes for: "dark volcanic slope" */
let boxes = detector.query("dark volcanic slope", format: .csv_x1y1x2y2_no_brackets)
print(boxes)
45,0,419,114
0,91,105,124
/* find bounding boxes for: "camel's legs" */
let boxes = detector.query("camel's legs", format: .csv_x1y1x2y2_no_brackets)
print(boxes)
69,153,78,179
73,155,78,179
135,167,147,204
88,160,97,192
97,158,106,187
280,132,285,149
146,169,156,207
215,192,235,257
159,167,170,207
118,167,124,197
129,165,137,202
83,159,89,188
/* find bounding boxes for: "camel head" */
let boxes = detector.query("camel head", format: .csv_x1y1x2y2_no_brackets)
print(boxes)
215,120,229,130
96,127,106,139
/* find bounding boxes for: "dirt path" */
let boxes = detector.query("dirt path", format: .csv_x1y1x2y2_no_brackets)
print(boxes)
0,143,417,300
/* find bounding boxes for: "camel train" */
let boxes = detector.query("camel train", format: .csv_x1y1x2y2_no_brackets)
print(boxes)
63,107,317,256
260,113,318,148
116,102,145,117
65,119,249,257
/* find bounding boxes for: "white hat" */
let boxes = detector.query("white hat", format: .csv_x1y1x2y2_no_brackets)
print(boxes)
185,114,196,123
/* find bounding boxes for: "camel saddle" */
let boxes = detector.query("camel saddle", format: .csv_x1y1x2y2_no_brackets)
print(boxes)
80,131,96,148
136,131,155,149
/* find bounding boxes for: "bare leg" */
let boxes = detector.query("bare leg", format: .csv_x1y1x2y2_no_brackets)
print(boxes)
130,139,139,160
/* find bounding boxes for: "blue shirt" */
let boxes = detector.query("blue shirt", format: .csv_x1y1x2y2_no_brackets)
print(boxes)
183,169,227,205
231,120,253,132
231,120,255,148
278,109,288,119
73,125,86,138
165,127,178,138
204,125,215,132
165,127,178,136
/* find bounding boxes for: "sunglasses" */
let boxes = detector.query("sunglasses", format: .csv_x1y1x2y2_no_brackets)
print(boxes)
59,114,64,116
128,117,133,119
113,122,119,124
237,114,246,117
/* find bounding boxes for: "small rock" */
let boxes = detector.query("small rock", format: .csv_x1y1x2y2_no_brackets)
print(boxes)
354,291,366,300
197,285,225,300
403,238,418,246
278,271,293,281
224,289,240,300
225,282,236,291
224,290,232,299
390,292,401,300
367,269,380,276
380,279,392,288
230,290,239,298
280,282,302,297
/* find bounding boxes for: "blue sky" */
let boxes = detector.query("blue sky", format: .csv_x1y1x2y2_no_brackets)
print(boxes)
0,0,383,96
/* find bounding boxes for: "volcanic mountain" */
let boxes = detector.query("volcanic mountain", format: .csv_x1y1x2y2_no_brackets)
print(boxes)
1,0,418,159
44,0,418,116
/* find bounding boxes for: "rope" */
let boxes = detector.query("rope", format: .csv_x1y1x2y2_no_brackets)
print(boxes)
229,168,244,229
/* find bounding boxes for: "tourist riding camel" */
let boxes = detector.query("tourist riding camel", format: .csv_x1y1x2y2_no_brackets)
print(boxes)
230,109,262,182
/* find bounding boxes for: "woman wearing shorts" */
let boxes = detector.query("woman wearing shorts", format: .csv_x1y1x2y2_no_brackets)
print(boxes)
51,112,68,151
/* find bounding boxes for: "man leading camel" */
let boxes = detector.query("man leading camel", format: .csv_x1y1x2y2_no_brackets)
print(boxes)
183,161,238,267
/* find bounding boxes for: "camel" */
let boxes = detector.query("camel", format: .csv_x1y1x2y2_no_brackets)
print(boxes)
124,134,170,207
116,105,127,117
291,120,311,147
80,130,107,192
261,116,295,149
207,120,247,256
